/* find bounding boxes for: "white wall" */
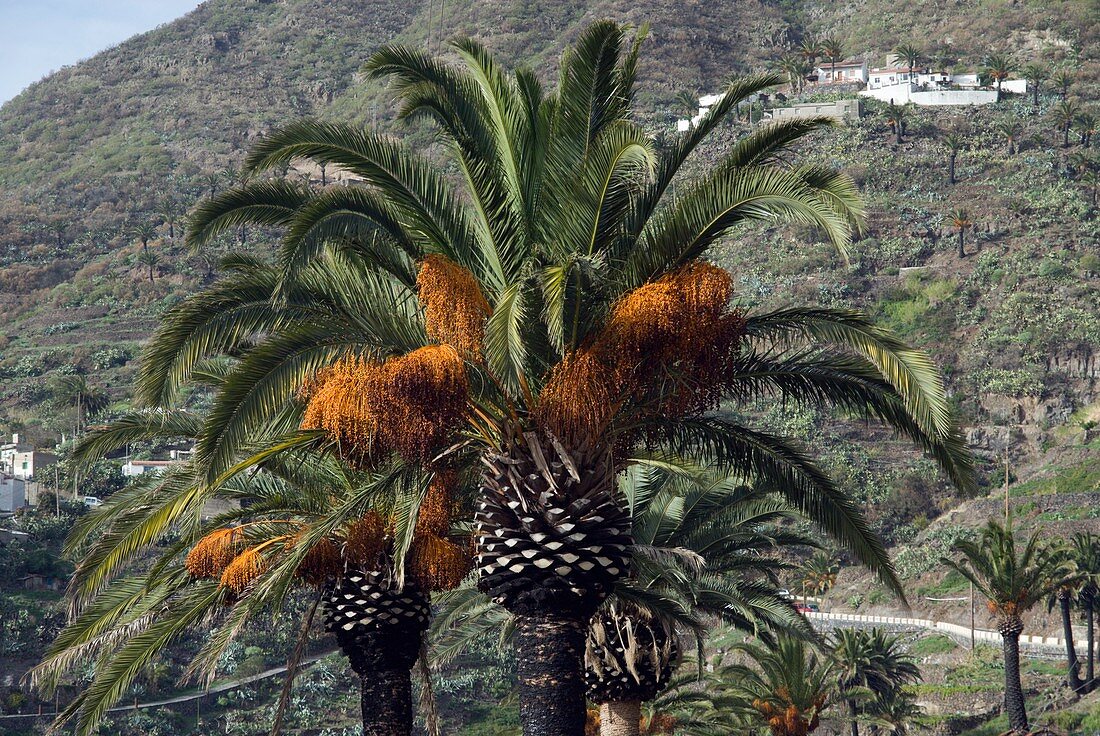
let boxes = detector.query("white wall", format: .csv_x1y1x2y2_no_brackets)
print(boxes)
860,85,999,106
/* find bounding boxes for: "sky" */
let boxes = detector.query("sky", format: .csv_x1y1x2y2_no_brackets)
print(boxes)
0,0,203,104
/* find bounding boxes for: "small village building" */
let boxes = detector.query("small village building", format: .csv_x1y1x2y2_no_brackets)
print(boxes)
763,99,864,123
121,459,180,477
0,435,57,481
814,59,868,84
0,475,27,514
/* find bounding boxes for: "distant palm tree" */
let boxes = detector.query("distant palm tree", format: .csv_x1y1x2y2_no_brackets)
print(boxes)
942,521,1077,732
158,197,182,239
1050,68,1075,100
1072,533,1100,688
136,250,159,283
893,43,923,77
833,628,920,736
1053,99,1081,147
943,133,964,184
129,222,158,257
48,374,109,436
820,37,845,83
947,209,973,258
997,121,1020,155
800,552,839,600
1047,557,1085,693
200,172,221,197
47,220,68,249
867,687,923,736
674,89,698,117
776,54,809,95
1021,63,1047,106
728,637,836,736
885,103,907,145
1081,169,1100,209
1077,112,1096,148
799,35,822,66
983,53,1017,102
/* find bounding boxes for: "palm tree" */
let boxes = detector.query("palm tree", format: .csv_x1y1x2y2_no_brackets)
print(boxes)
674,90,698,118
1051,68,1075,100
942,521,1076,731
727,636,837,736
1053,99,1081,147
885,103,907,145
158,197,182,239
943,133,964,185
947,209,973,258
983,53,1017,102
200,172,221,197
1072,533,1100,688
48,220,68,249
35,406,472,736
819,37,845,83
1081,169,1100,209
800,552,839,602
776,53,809,95
997,121,1020,156
833,628,921,736
136,250,159,283
1047,561,1085,693
48,373,109,437
129,222,157,255
867,687,923,736
111,22,970,736
799,35,822,66
1021,63,1046,107
893,44,923,78
1077,111,1096,148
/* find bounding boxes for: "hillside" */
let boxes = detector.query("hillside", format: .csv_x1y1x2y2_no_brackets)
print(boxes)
0,1,1098,734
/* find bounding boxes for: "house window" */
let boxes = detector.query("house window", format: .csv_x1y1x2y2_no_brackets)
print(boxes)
21,461,28,470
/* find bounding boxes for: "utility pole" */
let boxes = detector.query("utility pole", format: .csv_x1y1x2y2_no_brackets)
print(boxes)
970,581,976,651
1003,442,1011,524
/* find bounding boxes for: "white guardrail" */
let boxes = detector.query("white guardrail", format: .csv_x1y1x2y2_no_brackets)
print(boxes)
804,611,1082,653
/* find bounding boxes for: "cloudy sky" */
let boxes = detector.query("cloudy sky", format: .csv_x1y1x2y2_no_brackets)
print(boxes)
0,1,202,103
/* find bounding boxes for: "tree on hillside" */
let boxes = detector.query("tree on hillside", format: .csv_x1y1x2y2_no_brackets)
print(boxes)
833,628,921,736
776,53,810,95
1077,111,1096,148
158,197,182,239
947,209,973,258
1021,63,1046,107
997,121,1020,156
1072,533,1100,688
1047,555,1085,693
728,637,837,736
54,22,972,736
943,133,964,185
1081,169,1100,209
1053,99,1081,147
1051,68,1075,100
942,521,1077,732
136,250,159,284
48,374,109,437
800,552,839,600
674,89,698,117
799,35,822,66
885,103,907,145
820,37,845,82
129,222,157,256
983,53,1017,103
48,220,68,249
893,43,923,76
201,172,220,197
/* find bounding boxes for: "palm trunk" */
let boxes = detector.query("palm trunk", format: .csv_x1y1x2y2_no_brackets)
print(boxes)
1061,593,1083,692
1064,124,1071,148
949,154,956,184
848,698,860,736
515,614,589,736
326,570,431,736
1033,85,1039,106
996,80,1002,103
343,630,418,736
957,230,965,258
1002,625,1029,732
895,125,903,145
1088,600,1096,685
599,700,641,736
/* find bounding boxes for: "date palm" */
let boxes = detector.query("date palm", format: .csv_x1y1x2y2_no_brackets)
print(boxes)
800,552,839,600
776,53,810,95
942,521,1076,731
34,402,470,736
832,628,920,736
1072,533,1100,688
727,636,837,736
885,103,906,145
1051,68,1074,100
983,53,1016,103
1053,99,1080,147
158,197,182,239
947,209,972,258
131,22,970,736
893,44,923,77
1078,112,1096,148
1021,63,1046,107
997,121,1020,156
1047,558,1084,693
819,37,845,83
943,133,964,185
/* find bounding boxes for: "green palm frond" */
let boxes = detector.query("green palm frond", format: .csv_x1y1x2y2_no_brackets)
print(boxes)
185,179,311,251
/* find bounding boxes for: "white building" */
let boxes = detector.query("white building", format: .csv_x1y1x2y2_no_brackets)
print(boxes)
863,66,1027,105
121,459,179,477
675,91,762,131
0,475,26,513
0,435,57,480
814,59,869,84
764,99,863,123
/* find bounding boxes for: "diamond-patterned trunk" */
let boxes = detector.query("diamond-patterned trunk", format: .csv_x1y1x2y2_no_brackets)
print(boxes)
585,609,679,707
324,568,430,736
476,432,632,736
998,615,1029,733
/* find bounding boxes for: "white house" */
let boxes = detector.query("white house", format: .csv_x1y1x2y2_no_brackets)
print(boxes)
0,435,57,481
814,59,868,84
0,475,27,514
864,64,1027,105
676,91,763,131
121,459,179,477
764,99,863,123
